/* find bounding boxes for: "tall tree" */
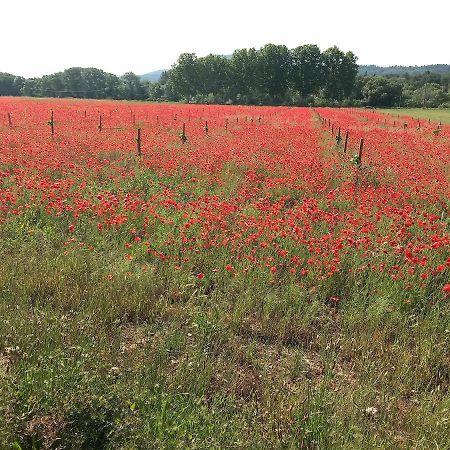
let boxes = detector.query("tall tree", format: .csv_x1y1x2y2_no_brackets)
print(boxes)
0,73,25,96
257,44,292,102
322,47,358,100
230,48,259,100
361,76,403,106
167,53,200,101
197,54,231,100
118,72,146,100
290,44,323,97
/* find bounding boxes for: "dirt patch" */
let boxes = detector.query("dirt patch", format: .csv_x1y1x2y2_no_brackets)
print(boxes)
25,414,67,449
120,324,150,354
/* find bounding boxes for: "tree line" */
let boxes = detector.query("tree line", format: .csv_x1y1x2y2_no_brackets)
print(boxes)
354,71,450,108
152,44,358,105
1,44,449,107
0,68,148,100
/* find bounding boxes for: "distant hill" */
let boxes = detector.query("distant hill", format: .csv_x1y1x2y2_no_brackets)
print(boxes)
140,70,165,83
358,64,450,76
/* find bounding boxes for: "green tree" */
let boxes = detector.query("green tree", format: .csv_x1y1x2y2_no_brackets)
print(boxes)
322,47,358,100
408,83,448,107
62,67,86,97
0,73,25,96
167,53,200,102
118,72,146,100
361,76,403,107
196,54,231,101
257,44,292,103
290,44,323,97
229,48,259,102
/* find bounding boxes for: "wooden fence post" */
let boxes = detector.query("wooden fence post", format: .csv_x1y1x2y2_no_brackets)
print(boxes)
344,131,349,153
7,113,12,128
50,110,54,136
181,123,187,143
136,128,141,156
98,115,102,132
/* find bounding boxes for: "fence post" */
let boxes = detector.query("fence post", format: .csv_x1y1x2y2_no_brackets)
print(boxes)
50,110,54,136
344,131,349,153
136,128,141,156
98,114,102,132
181,123,187,143
7,113,12,128
205,120,208,133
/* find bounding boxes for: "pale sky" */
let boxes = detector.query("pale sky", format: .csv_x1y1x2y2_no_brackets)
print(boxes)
2,0,449,78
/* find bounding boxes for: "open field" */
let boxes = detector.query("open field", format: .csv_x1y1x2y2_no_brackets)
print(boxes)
0,98,449,449
378,108,450,125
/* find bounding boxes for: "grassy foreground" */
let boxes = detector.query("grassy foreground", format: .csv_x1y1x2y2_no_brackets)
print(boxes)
377,108,450,124
1,199,449,450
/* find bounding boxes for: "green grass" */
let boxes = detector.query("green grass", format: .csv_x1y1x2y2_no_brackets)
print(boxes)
378,108,450,124
0,206,449,449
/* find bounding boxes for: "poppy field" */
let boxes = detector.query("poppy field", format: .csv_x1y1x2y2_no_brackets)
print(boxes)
0,98,449,449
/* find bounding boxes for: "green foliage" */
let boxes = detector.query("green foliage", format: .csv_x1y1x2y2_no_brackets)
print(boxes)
0,73,25,96
361,76,403,107
162,43,359,106
291,44,323,98
407,83,448,107
357,74,450,108
167,53,200,102
3,49,450,107
118,72,147,100
257,44,292,103
3,67,148,100
321,47,358,100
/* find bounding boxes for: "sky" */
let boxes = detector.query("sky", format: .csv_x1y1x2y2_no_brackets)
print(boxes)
2,0,449,78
